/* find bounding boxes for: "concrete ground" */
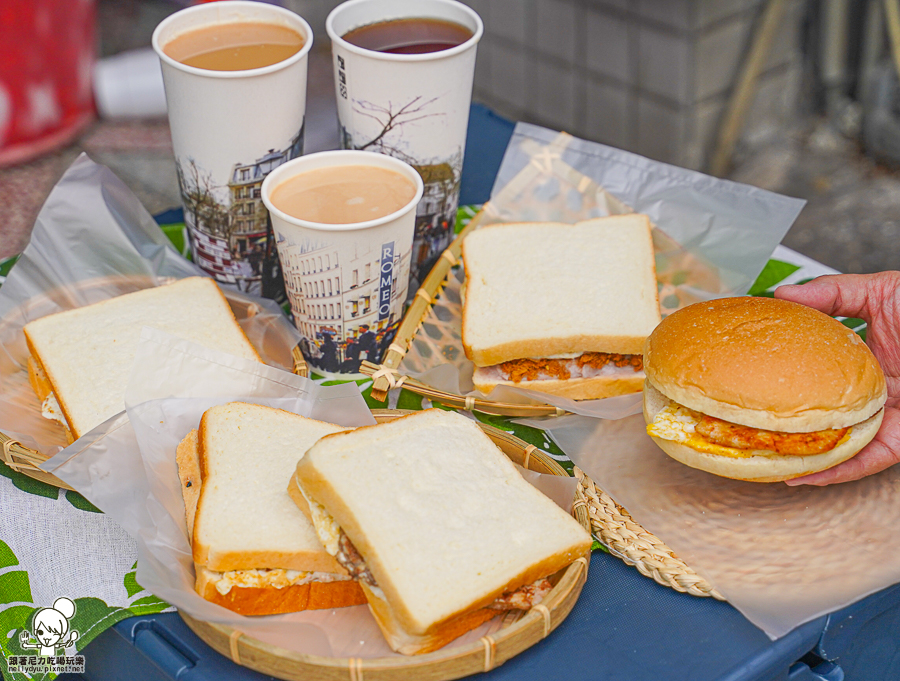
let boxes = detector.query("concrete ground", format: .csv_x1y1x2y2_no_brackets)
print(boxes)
732,119,900,275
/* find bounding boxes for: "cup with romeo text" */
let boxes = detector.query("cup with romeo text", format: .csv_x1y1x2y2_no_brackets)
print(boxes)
261,150,424,376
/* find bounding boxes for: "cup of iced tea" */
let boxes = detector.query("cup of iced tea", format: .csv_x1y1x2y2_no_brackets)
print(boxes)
152,1,313,303
326,0,483,287
261,150,424,376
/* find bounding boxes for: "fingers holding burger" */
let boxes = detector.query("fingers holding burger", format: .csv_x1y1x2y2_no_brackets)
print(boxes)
642,297,887,483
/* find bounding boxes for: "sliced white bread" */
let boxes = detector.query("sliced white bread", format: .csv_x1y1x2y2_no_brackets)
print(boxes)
461,217,661,367
360,581,500,655
293,409,592,654
175,428,201,542
176,406,367,615
189,402,347,574
27,356,73,443
23,277,261,440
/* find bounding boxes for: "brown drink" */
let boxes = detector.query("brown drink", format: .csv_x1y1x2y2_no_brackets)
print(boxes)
163,21,305,71
269,165,418,224
341,17,473,54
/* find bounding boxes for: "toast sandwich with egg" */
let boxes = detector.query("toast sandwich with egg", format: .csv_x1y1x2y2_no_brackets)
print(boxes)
24,277,261,442
288,408,592,654
461,216,661,400
176,402,366,615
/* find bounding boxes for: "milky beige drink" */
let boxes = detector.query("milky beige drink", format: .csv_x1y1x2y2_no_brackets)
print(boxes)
163,21,305,71
269,165,417,225
152,2,313,302
262,150,424,376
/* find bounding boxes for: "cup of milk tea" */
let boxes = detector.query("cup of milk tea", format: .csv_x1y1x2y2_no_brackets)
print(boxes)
261,150,424,376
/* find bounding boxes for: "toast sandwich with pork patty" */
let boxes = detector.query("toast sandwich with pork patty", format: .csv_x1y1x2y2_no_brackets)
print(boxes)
288,408,592,654
461,216,661,400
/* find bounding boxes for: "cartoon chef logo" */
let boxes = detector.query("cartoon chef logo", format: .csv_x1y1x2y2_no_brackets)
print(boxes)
19,597,79,657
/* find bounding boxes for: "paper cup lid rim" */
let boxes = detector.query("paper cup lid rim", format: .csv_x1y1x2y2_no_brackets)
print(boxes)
151,1,314,79
261,151,425,232
325,0,483,62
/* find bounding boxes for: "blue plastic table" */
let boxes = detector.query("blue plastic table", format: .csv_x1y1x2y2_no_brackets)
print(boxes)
66,104,900,681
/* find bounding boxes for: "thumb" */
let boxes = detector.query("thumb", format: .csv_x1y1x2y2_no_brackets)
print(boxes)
774,274,871,321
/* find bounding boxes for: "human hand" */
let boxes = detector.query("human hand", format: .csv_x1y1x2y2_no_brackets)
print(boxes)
774,272,900,485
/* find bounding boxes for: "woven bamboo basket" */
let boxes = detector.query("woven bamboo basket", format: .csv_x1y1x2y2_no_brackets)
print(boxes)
357,209,723,601
180,409,590,681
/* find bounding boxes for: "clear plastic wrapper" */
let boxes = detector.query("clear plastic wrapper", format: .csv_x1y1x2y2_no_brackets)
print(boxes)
43,329,576,657
0,154,302,458
526,413,900,639
400,124,806,417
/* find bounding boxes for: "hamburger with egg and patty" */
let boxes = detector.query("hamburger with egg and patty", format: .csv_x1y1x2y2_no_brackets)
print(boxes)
643,296,887,482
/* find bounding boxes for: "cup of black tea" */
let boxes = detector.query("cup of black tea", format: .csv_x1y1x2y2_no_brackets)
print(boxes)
326,0,483,287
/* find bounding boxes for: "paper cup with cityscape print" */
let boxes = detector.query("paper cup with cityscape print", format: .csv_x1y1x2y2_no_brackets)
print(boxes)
152,1,313,302
326,0,482,285
261,150,424,376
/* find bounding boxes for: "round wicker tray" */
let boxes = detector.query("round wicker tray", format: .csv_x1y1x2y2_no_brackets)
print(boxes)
180,409,591,681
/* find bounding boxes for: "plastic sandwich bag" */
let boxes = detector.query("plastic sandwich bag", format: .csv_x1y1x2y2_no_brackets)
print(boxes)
42,328,576,657
399,124,806,418
0,153,303,459
527,414,900,639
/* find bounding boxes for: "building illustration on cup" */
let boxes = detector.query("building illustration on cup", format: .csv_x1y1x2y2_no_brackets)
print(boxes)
337,91,461,282
276,232,412,373
152,0,314,304
262,149,424,375
327,0,483,285
175,127,303,301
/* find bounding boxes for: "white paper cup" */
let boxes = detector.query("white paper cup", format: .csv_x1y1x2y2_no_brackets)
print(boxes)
326,0,482,284
261,150,424,376
152,2,313,301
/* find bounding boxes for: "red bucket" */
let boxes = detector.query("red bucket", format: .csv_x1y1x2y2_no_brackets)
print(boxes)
0,0,97,167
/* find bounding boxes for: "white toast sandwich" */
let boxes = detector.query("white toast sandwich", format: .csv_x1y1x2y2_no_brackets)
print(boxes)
176,402,366,615
461,216,661,400
24,276,261,442
288,408,592,654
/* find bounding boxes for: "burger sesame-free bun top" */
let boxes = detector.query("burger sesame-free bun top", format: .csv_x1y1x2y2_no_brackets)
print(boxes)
643,296,887,433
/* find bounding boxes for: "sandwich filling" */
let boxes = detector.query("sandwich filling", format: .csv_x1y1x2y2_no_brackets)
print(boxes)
41,392,66,428
207,567,354,596
647,404,852,458
299,479,554,610
28,356,71,433
480,352,643,383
